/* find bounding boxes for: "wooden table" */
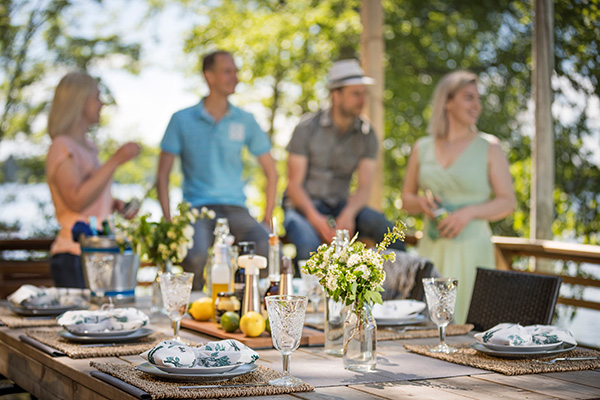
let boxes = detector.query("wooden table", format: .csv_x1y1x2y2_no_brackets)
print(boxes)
1,317,599,399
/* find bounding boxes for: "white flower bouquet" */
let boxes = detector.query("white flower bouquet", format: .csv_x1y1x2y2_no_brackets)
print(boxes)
116,203,215,267
301,221,405,312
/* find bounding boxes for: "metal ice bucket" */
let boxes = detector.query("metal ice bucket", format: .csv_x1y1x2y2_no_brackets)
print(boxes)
80,236,139,302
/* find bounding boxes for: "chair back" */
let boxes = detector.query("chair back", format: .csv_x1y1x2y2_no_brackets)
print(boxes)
466,267,562,332
382,250,438,301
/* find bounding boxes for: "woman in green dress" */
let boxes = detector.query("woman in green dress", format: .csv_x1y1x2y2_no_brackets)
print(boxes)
402,70,515,323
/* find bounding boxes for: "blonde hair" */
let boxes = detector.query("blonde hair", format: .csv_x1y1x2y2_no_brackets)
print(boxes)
427,70,479,139
47,71,98,139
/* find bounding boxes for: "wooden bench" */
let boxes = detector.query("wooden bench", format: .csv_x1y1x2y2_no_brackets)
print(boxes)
0,238,53,299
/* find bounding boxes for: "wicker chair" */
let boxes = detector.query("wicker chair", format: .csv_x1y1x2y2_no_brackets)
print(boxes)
381,251,438,301
466,267,562,332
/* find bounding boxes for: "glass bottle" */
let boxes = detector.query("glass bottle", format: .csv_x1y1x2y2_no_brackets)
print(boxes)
262,232,281,316
205,218,230,296
343,302,377,372
234,241,255,316
324,229,350,356
211,243,231,306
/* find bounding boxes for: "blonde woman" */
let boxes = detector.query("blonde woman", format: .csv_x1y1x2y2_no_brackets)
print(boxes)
46,71,140,287
401,70,515,323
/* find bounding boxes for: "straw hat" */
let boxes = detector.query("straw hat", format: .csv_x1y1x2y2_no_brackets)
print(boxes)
327,59,375,90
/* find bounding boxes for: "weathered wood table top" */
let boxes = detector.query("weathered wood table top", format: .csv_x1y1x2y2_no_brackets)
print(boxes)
1,306,599,400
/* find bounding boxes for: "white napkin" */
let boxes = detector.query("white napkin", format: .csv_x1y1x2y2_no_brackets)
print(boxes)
372,300,426,319
8,285,90,307
474,323,577,346
141,339,259,369
57,307,149,333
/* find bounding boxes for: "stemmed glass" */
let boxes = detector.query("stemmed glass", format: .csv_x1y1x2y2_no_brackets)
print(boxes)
265,295,308,387
160,271,194,342
422,277,459,354
299,261,323,324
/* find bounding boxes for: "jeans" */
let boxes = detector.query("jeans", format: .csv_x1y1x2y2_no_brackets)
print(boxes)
50,253,86,288
181,205,269,290
284,200,405,262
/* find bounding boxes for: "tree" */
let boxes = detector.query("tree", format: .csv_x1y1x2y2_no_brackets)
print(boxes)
383,0,600,244
0,0,141,147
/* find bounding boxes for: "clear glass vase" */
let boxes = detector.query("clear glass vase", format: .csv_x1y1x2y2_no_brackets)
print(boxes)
343,302,377,372
324,296,347,356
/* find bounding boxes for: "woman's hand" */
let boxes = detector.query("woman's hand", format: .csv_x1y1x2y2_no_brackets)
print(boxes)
112,142,141,166
437,207,474,239
418,196,437,219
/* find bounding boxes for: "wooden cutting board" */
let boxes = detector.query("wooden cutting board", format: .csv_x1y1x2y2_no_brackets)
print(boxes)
180,318,325,349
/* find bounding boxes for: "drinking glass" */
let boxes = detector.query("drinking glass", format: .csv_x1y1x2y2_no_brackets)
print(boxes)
84,253,115,305
265,295,308,387
422,277,458,354
299,261,323,324
160,271,194,342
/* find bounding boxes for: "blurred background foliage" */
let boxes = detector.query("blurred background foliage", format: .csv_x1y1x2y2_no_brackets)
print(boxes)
0,0,598,244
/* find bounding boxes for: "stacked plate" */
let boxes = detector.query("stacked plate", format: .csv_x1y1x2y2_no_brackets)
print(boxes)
56,308,153,343
372,299,427,326
135,362,258,382
8,302,83,316
472,340,576,359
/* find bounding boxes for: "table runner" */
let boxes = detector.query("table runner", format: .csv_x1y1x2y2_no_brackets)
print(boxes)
90,362,314,399
0,306,58,328
26,328,171,359
378,324,473,340
405,343,600,375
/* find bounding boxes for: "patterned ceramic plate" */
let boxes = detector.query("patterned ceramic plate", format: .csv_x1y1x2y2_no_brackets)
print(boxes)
67,328,141,337
471,342,577,359
135,362,258,382
154,364,243,374
8,302,83,316
479,341,563,352
57,328,154,343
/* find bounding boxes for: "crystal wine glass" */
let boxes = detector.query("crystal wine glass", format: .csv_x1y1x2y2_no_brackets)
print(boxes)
299,261,323,324
422,277,458,354
84,253,115,305
160,271,194,342
265,295,308,387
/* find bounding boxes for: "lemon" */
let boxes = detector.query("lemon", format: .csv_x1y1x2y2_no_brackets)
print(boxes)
188,297,214,321
239,311,266,337
220,311,240,333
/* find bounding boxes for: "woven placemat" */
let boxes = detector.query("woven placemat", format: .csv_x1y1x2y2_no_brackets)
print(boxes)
91,361,314,399
405,343,600,376
378,324,473,341
0,306,59,328
26,328,171,359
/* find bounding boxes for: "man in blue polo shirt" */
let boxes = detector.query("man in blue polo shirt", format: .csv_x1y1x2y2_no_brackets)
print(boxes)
157,50,278,289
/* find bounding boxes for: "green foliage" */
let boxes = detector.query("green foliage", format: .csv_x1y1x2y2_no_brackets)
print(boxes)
0,0,141,145
179,0,362,136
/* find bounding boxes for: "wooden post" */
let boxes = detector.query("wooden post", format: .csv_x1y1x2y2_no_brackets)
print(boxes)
532,0,555,271
361,0,385,210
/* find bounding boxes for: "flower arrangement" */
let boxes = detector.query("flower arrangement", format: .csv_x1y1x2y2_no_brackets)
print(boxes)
116,203,215,268
301,221,405,312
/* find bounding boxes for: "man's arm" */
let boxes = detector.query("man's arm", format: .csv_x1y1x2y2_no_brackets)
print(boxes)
156,151,175,221
257,152,278,225
335,158,376,236
287,153,335,241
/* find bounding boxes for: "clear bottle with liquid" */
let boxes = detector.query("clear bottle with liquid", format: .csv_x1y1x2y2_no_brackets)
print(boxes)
205,218,231,296
211,243,231,306
235,241,255,316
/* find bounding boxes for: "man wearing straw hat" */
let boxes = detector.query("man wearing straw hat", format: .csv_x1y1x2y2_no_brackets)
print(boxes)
283,59,404,262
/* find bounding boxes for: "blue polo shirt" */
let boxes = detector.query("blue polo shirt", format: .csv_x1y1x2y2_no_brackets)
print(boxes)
160,99,271,207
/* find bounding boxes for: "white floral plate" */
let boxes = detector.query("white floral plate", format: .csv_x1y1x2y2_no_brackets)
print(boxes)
135,362,258,382
471,342,576,359
372,300,426,321
154,364,243,374
479,341,563,352
58,328,154,343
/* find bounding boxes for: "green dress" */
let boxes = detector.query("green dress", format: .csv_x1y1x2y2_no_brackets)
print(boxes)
416,133,496,324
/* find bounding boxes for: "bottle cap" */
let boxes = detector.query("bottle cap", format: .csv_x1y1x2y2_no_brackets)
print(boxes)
238,255,267,275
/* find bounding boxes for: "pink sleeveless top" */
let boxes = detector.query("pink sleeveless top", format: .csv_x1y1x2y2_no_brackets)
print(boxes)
45,136,113,255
